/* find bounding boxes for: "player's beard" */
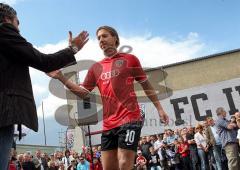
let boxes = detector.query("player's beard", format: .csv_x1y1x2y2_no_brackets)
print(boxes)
103,46,118,57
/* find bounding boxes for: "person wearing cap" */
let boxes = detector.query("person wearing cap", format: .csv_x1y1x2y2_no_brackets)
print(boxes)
48,26,169,170
0,3,89,170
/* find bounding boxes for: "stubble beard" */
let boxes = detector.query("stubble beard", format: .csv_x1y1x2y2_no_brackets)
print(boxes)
103,47,118,57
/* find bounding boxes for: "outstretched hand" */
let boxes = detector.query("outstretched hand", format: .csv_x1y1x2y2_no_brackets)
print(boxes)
69,30,89,51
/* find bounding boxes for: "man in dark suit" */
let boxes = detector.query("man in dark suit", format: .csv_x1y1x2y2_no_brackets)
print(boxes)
0,3,89,170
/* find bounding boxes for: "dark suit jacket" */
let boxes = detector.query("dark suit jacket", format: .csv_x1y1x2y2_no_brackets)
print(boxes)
0,23,76,132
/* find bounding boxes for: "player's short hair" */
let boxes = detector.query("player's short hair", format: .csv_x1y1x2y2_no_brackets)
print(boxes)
96,26,120,47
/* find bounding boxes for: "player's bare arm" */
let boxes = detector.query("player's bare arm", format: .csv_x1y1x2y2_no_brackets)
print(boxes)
140,79,169,125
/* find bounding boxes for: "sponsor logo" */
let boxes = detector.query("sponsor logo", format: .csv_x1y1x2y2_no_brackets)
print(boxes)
100,69,120,80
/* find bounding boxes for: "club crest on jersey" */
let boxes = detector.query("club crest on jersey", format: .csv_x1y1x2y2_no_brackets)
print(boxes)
115,59,124,67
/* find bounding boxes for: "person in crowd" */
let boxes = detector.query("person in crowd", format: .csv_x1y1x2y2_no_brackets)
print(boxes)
235,112,240,128
58,161,65,170
165,130,178,147
215,107,240,170
140,136,153,161
154,134,169,170
8,150,17,170
177,136,191,170
67,159,77,170
41,153,50,170
235,112,240,146
205,117,222,170
32,150,44,170
148,146,161,170
62,150,71,169
77,156,90,170
165,143,180,170
186,127,199,170
194,124,209,170
180,127,188,142
22,153,36,170
149,135,157,146
48,161,58,170
90,157,103,170
136,150,147,170
16,154,24,170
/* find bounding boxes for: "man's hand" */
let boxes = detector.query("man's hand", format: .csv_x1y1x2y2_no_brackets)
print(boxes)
69,30,89,52
159,111,169,125
46,70,63,79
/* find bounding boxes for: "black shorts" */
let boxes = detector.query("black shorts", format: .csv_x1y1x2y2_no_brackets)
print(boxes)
101,121,142,152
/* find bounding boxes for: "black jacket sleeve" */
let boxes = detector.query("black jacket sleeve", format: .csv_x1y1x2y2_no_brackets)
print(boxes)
0,23,76,72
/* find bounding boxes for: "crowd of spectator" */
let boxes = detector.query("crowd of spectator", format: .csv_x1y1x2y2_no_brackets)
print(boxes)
8,107,240,170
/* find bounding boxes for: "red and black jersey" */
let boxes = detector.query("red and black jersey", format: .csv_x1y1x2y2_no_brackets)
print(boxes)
81,53,147,130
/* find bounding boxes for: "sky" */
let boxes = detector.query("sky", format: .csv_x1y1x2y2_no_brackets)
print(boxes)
1,0,240,146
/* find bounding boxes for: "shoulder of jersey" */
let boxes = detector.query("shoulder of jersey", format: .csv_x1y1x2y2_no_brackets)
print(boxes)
118,52,136,58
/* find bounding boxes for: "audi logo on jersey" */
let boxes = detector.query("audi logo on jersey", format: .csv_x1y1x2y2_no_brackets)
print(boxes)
100,69,120,80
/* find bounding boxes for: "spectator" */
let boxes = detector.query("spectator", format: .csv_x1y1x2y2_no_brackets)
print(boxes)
148,146,161,170
58,161,64,170
48,161,58,170
22,153,36,170
136,150,147,170
53,152,61,167
67,159,77,170
194,124,209,170
41,153,49,170
62,150,71,169
16,154,24,170
8,150,17,170
90,157,103,170
77,157,89,170
154,134,168,170
177,136,190,170
165,129,178,146
235,112,240,128
180,127,188,142
235,112,240,146
140,136,152,160
215,107,240,170
32,149,44,170
186,127,198,170
205,117,222,170
165,144,180,170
